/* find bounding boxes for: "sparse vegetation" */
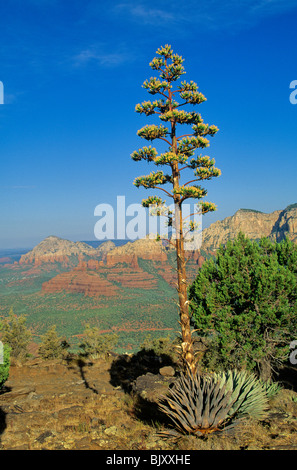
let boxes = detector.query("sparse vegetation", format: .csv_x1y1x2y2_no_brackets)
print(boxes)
0,259,180,354
38,325,70,360
1,353,297,450
0,307,32,361
140,334,180,363
79,324,119,360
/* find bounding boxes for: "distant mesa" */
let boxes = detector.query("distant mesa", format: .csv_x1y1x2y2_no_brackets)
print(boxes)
42,269,120,297
42,260,159,296
40,237,171,296
16,203,297,297
201,204,297,252
0,256,13,264
17,203,297,268
105,238,169,266
18,236,115,267
18,234,172,268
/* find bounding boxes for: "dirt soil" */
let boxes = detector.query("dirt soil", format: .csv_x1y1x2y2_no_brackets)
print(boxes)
0,355,175,450
1,357,297,450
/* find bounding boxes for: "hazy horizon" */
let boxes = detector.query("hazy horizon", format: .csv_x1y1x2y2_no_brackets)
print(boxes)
1,201,296,251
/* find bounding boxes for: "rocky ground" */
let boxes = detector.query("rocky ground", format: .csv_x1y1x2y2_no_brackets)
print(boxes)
0,354,177,451
1,354,297,451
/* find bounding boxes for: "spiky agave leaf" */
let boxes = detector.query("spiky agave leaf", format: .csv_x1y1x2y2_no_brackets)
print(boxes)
260,378,282,399
158,369,270,437
158,371,235,436
218,370,269,420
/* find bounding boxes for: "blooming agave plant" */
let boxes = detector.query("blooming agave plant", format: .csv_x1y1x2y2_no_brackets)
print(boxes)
131,44,221,373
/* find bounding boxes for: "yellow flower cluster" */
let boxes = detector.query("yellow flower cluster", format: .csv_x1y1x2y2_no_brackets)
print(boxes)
133,171,167,188
131,146,158,162
137,124,169,141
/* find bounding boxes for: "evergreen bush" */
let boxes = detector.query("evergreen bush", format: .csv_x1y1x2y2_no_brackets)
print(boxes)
0,308,32,361
189,233,297,379
38,325,70,360
79,324,118,360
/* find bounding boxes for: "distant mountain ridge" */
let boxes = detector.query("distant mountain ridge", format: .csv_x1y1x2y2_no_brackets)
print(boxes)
17,203,297,266
201,204,297,252
19,236,115,266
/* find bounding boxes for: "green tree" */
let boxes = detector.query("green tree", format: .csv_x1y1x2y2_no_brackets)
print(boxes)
132,45,220,372
0,308,32,360
189,233,297,379
79,324,118,360
38,325,70,360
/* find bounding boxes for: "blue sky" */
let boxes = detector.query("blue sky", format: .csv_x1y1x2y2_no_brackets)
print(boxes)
1,0,297,248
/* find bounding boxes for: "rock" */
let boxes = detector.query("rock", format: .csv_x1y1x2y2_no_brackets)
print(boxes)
7,444,30,450
201,205,297,252
41,258,160,296
35,430,54,443
104,425,118,436
56,405,84,420
42,270,119,297
132,372,176,404
0,386,36,400
159,366,175,377
27,391,41,400
18,236,115,267
90,417,105,429
105,238,168,266
73,436,92,449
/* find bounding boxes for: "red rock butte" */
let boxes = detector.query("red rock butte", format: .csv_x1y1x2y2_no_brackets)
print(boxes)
41,238,171,296
104,238,168,266
19,204,297,297
42,270,119,297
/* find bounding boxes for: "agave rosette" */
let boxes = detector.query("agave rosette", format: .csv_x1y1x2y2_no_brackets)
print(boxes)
158,369,271,436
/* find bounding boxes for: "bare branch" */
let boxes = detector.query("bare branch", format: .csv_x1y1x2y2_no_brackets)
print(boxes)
176,134,194,141
184,179,198,186
153,186,174,198
159,137,173,146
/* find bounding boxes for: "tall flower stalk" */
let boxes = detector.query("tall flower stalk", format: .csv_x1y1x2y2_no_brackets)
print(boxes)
132,45,221,372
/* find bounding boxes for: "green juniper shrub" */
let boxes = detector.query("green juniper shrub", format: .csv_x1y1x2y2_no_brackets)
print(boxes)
0,308,32,361
38,325,70,360
189,233,297,380
79,324,118,360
